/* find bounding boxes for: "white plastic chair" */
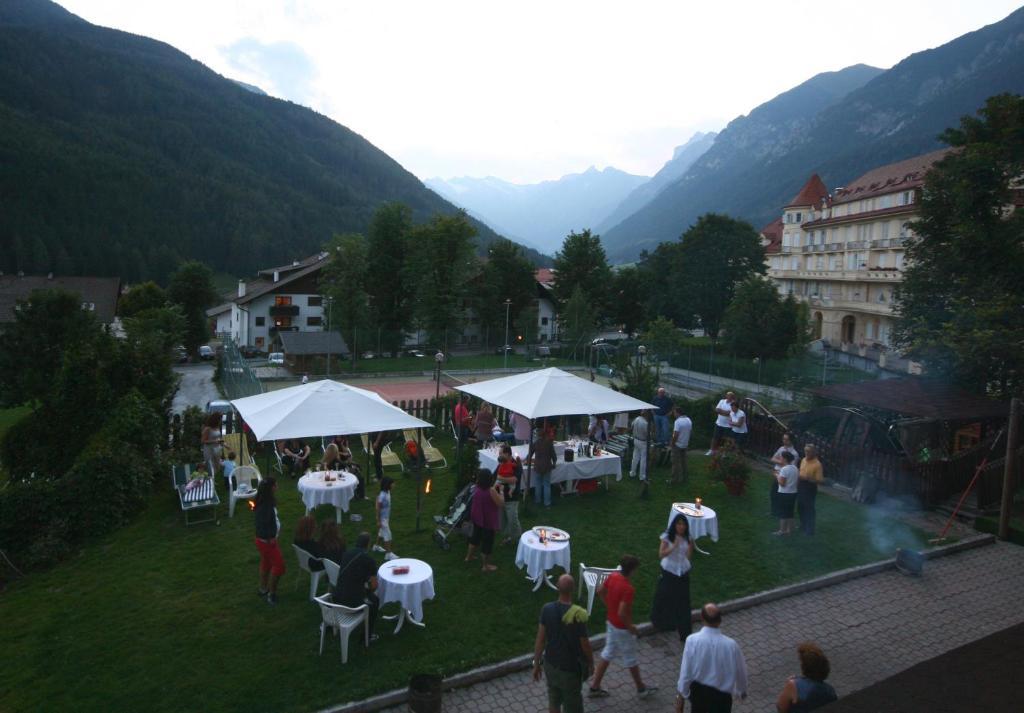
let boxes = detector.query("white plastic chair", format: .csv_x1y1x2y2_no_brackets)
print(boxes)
229,465,261,517
322,558,341,588
314,594,369,664
293,545,325,601
577,563,620,615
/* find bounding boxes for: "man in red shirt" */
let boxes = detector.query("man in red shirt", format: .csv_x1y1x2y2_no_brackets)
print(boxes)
588,555,658,700
452,394,473,442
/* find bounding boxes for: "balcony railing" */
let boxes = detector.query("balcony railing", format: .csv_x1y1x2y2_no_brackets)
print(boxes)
269,304,300,317
870,237,906,249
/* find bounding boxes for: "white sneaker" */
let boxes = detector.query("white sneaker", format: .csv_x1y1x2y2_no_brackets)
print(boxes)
384,552,399,561
372,544,386,553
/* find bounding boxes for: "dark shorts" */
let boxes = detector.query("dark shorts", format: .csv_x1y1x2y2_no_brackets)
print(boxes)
470,524,495,555
730,431,747,447
713,425,732,441
775,492,797,519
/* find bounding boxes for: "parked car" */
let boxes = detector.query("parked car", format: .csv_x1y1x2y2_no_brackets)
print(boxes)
535,345,551,357
240,345,265,359
174,346,188,363
495,345,514,355
205,400,233,417
198,345,215,361
361,350,376,359
268,352,285,366
405,349,426,358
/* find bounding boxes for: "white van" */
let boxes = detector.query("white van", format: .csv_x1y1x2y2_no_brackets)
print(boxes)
268,352,285,366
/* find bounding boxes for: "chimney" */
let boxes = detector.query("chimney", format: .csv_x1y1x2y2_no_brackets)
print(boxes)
292,260,299,266
237,279,246,298
273,270,280,283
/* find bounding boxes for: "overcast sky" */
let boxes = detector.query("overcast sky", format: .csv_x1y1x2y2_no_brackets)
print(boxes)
61,0,1024,184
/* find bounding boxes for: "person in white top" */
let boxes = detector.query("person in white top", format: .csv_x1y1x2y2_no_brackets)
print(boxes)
669,408,692,484
509,411,532,446
675,603,748,713
650,514,694,641
774,451,799,536
706,391,735,456
629,411,651,481
728,401,747,452
770,434,800,518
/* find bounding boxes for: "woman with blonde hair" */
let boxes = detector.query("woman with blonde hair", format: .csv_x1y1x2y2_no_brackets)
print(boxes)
473,402,497,443
322,442,343,471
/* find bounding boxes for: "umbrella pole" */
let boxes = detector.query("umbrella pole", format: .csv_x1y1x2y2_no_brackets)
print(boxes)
416,427,424,533
365,434,371,493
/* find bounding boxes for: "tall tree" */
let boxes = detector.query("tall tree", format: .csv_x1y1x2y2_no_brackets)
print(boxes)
721,277,808,359
552,229,613,315
610,265,648,335
321,233,371,370
641,315,686,360
559,286,597,360
366,203,414,356
167,260,218,355
405,212,477,350
118,281,167,319
637,243,692,328
477,239,538,350
677,213,765,339
514,302,540,350
895,94,1024,396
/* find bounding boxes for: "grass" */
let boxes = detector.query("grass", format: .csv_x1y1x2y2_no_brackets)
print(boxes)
0,437,926,713
0,405,29,441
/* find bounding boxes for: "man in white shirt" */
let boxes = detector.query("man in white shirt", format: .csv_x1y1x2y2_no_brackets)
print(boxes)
629,410,651,481
705,392,735,456
675,604,748,713
669,407,692,484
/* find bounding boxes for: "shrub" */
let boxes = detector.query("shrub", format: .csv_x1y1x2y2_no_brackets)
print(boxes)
708,441,751,496
63,438,152,538
451,443,480,504
0,478,69,570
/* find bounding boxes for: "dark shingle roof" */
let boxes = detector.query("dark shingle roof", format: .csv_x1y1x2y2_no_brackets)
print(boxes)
0,275,121,324
814,377,1008,421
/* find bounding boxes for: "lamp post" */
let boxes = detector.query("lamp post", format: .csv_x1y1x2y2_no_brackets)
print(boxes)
503,298,512,370
753,357,761,391
324,296,333,378
637,344,647,369
434,350,444,401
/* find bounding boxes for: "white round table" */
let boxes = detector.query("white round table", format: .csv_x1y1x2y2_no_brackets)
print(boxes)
515,528,571,591
377,558,435,634
297,471,358,523
668,502,719,555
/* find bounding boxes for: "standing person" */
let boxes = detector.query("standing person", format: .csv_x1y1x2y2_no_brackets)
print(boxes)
588,555,657,700
528,427,558,507
675,604,748,713
331,532,380,642
532,574,594,713
670,408,693,485
510,411,533,446
629,410,651,481
774,642,838,712
650,514,694,641
453,394,473,442
652,387,673,445
706,392,736,456
496,444,523,545
253,477,285,605
465,468,503,572
610,385,629,434
201,413,223,476
797,445,824,536
301,373,309,385
770,434,800,518
474,402,497,443
588,414,610,444
728,400,748,452
774,451,799,536
221,450,237,492
369,430,390,488
373,477,398,561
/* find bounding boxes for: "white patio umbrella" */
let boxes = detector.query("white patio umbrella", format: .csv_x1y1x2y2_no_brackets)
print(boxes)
230,379,431,442
452,367,657,418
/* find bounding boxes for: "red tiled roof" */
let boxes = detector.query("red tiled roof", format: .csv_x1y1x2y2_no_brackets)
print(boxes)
760,218,784,254
785,174,829,208
535,268,555,285
832,148,952,205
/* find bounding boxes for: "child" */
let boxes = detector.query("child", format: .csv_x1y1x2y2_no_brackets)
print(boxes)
222,450,237,492
496,444,522,544
373,477,398,561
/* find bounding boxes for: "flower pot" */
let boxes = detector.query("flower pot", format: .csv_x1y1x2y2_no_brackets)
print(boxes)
724,478,746,496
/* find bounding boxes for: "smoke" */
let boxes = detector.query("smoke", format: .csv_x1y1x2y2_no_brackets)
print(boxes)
863,491,923,554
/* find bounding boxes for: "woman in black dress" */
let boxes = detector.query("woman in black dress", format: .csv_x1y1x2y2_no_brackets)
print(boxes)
650,513,694,641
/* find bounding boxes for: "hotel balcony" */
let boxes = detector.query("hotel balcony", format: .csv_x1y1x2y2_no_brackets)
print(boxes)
767,268,902,282
269,304,300,317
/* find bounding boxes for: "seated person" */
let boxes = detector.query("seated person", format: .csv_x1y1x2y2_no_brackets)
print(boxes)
282,438,310,477
293,514,324,571
317,520,346,564
322,443,344,471
491,420,516,444
588,414,610,444
331,532,380,641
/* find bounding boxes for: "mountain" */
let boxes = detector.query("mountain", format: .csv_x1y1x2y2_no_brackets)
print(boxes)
0,0,548,284
603,7,1024,262
596,131,716,234
426,166,649,254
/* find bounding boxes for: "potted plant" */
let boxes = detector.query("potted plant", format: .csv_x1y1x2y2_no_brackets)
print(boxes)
709,441,751,496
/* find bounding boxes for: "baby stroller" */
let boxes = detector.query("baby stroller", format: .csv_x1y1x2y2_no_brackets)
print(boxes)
432,483,474,551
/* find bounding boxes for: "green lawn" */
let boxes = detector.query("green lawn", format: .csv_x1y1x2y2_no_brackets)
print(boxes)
1,438,926,713
0,405,29,440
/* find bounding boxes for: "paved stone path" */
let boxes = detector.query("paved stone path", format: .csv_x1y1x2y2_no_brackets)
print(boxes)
171,363,218,413
379,541,1024,712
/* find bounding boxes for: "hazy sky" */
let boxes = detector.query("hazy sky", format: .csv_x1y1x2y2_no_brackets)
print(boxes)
61,0,1024,183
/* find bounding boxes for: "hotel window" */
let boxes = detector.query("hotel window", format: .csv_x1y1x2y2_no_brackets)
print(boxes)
877,254,888,268
816,256,825,270
255,337,265,347
794,212,802,222
878,194,892,209
881,221,890,239
857,224,872,240
255,317,265,326
306,316,322,326
895,253,905,269
541,317,549,325
274,296,292,306
899,190,914,206
308,296,322,307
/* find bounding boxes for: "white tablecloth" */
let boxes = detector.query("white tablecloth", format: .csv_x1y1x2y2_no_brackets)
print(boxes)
515,528,571,580
667,503,719,542
479,443,621,485
297,471,358,513
377,558,435,621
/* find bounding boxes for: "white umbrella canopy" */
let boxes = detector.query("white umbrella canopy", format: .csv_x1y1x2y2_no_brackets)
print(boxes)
230,379,431,442
453,367,657,419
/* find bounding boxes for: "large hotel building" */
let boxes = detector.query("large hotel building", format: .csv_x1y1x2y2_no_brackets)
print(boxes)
765,149,950,350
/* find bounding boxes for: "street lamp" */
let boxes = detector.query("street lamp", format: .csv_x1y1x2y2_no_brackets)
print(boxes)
434,351,444,401
503,298,512,370
637,344,647,368
753,356,762,390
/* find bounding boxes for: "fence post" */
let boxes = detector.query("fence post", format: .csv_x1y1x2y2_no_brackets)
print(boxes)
999,397,1020,540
